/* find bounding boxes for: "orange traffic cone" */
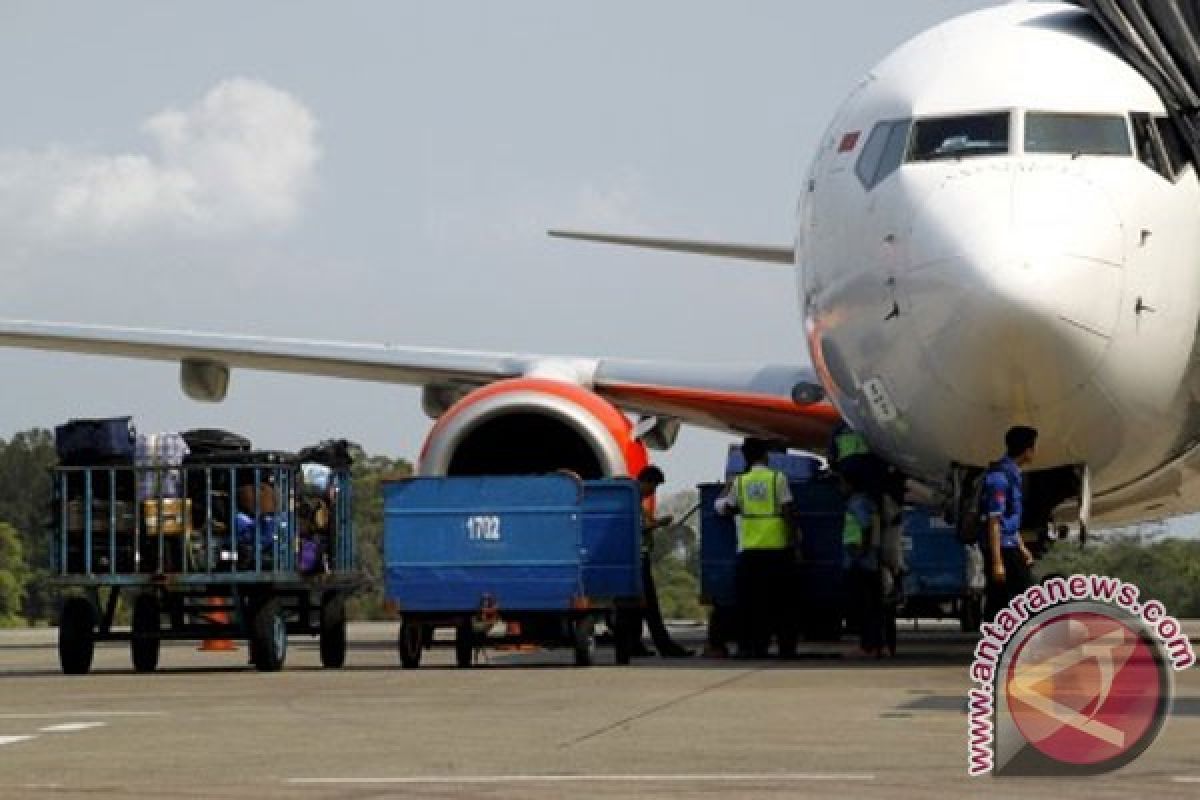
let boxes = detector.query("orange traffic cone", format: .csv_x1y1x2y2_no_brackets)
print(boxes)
198,596,237,652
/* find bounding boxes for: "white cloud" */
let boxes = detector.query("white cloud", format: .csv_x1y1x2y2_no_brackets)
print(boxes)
0,78,319,243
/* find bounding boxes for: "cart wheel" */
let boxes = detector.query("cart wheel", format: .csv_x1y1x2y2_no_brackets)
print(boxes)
455,618,474,668
250,597,288,672
131,593,161,673
611,614,632,666
59,597,96,675
573,617,596,667
960,593,985,634
398,618,424,669
319,592,347,669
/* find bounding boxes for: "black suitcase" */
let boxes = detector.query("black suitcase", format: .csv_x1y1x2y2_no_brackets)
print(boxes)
55,417,135,465
181,428,252,456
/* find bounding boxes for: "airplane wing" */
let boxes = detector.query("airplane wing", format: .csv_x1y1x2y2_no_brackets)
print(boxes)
0,319,838,450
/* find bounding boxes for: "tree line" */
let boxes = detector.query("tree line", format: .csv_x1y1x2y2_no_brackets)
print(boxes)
0,429,705,624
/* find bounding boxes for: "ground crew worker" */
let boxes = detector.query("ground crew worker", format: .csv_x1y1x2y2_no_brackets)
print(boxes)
715,438,799,659
982,426,1038,619
625,466,692,658
842,471,884,658
828,420,883,495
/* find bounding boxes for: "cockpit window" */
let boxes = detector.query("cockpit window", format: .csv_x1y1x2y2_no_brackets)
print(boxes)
856,119,911,189
1025,112,1131,156
1132,112,1189,181
907,112,1010,161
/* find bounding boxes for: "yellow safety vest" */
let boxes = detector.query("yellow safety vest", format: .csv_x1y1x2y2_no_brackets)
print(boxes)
843,497,878,550
736,467,790,550
843,511,864,548
835,429,870,461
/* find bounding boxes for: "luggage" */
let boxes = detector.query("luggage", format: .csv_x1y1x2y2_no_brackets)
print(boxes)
181,428,251,456
54,417,136,465
296,439,353,470
300,463,333,496
237,483,278,515
297,536,325,575
67,499,135,534
135,432,190,500
142,498,192,536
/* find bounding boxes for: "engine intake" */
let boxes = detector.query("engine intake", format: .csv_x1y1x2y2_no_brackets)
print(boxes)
418,379,649,479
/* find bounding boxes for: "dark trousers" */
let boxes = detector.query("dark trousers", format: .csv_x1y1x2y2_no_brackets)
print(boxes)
882,598,897,656
706,604,735,650
616,555,678,652
735,548,798,657
984,547,1033,621
849,565,884,653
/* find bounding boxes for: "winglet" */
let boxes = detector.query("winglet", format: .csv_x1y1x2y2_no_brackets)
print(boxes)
548,229,794,265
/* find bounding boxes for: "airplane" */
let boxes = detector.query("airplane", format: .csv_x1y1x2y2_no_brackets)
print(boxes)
2,1,1198,534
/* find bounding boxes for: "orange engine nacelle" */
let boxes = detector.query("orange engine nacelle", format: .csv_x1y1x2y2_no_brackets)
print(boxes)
418,379,649,479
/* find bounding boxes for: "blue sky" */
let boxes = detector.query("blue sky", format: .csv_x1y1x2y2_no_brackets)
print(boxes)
0,1,990,491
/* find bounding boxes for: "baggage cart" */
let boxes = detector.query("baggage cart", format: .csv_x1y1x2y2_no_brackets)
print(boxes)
50,454,361,674
383,475,641,668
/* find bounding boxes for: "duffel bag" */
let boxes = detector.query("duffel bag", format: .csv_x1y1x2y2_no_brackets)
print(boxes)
181,428,251,456
55,417,135,465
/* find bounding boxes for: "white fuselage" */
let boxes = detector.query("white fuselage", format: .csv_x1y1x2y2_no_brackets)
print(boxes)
799,3,1200,524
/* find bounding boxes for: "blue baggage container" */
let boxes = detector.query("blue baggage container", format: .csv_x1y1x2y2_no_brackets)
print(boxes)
698,478,844,607
901,508,965,599
579,480,642,601
724,447,821,482
383,476,640,613
698,483,736,606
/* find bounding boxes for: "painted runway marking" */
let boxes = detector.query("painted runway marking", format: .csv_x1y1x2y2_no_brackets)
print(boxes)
0,736,37,746
288,773,878,785
1173,776,1200,783
0,711,163,720
38,722,107,733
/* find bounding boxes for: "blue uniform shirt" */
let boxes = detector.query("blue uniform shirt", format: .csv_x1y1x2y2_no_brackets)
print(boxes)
982,456,1022,549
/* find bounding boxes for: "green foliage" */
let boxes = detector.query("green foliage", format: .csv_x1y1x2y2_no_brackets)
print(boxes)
648,489,704,621
0,430,56,623
1038,537,1200,617
345,446,412,621
0,522,30,626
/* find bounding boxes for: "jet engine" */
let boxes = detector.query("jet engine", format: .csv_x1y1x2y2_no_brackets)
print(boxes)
418,378,649,479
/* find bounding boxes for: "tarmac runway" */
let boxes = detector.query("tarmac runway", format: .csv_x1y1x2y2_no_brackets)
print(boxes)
0,621,1198,799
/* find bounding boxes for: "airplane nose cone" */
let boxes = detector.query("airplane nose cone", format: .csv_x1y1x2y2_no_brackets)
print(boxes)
906,167,1125,413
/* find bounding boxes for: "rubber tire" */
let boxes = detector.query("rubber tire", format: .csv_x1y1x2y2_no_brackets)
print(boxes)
131,593,161,673
612,614,632,666
573,617,596,667
319,592,347,669
455,618,474,668
250,597,288,672
59,597,96,675
960,593,985,633
398,618,423,669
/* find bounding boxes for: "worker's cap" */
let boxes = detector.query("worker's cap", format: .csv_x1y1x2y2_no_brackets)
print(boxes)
638,465,665,485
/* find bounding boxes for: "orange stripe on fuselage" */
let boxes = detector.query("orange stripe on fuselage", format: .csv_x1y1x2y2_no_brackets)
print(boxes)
599,383,841,451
